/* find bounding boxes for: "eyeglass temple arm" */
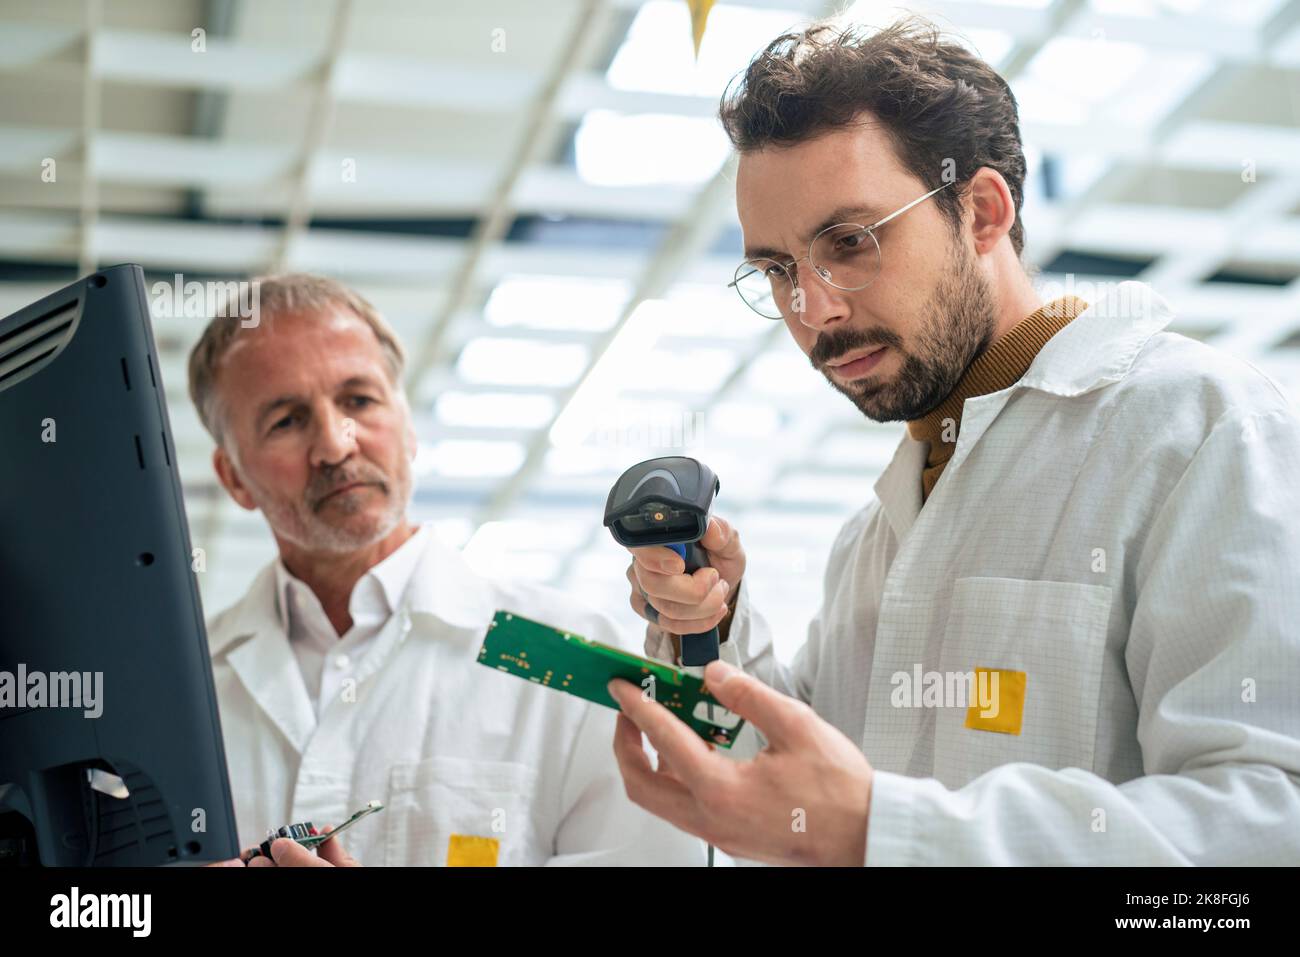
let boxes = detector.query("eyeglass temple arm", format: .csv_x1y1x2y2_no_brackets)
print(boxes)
867,181,953,230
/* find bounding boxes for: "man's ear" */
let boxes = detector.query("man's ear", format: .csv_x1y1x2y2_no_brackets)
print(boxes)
965,167,1017,256
213,445,257,511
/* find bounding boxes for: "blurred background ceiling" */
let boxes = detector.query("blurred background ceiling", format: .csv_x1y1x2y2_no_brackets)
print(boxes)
2,0,1299,659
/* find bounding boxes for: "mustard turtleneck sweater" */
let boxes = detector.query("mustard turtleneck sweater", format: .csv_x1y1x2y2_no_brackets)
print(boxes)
906,295,1090,501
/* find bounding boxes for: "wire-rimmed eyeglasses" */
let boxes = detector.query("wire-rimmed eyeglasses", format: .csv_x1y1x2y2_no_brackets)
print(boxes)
729,181,954,320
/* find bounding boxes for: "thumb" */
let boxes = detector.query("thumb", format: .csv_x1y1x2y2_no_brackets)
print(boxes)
269,837,332,867
700,515,740,559
702,660,807,750
317,826,361,867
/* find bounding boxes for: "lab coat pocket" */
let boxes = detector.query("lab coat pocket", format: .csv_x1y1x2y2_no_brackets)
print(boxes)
933,576,1112,787
384,755,539,866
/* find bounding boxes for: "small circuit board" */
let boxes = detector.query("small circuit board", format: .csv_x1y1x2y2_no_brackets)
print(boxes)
241,800,384,862
477,610,744,748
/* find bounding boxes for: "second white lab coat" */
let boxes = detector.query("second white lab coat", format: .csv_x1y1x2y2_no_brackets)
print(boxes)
207,528,704,866
693,281,1300,865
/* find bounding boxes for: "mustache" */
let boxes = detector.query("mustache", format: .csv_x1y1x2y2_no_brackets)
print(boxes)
808,326,904,370
308,464,389,510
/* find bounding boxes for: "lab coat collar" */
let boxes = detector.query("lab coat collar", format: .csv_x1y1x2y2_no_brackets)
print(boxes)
1018,281,1174,397
873,432,928,542
218,564,318,754
207,524,497,753
871,281,1174,542
209,563,278,659
402,527,497,630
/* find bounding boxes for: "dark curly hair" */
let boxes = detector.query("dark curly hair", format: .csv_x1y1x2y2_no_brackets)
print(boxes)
719,17,1028,257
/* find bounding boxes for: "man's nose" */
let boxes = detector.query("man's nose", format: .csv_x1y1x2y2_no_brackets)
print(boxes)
310,404,358,468
790,262,850,331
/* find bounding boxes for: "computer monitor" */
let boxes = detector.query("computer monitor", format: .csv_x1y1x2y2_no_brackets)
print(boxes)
0,264,239,865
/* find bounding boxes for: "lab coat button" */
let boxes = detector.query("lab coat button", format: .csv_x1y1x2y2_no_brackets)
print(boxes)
334,653,350,670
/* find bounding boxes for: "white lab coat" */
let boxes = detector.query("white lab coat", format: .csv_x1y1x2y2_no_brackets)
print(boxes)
706,281,1300,865
206,529,705,866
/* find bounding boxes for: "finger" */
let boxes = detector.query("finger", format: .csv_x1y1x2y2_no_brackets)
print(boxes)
613,706,655,775
629,587,661,626
628,544,686,576
246,853,274,867
699,515,742,560
269,837,332,867
607,678,717,787
316,827,360,867
614,695,683,782
634,588,726,633
636,564,720,606
702,660,812,751
650,611,727,637
639,578,730,622
204,857,246,867
612,713,710,837
647,584,730,635
618,712,691,790
627,565,659,624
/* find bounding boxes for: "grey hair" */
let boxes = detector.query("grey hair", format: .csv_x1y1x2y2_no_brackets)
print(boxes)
187,273,407,446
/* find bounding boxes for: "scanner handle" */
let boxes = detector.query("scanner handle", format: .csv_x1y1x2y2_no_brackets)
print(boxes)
667,542,721,666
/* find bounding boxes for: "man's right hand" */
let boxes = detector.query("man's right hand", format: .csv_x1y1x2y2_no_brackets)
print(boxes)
245,830,359,867
625,515,746,649
206,825,361,867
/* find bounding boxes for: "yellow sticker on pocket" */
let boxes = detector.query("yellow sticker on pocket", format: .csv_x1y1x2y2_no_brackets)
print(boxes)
447,834,500,867
964,667,1026,735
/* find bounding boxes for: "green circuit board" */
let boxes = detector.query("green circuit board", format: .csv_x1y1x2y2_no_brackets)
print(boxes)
477,610,744,748
298,801,383,850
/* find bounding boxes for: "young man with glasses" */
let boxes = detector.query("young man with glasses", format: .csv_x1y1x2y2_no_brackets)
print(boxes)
608,18,1300,866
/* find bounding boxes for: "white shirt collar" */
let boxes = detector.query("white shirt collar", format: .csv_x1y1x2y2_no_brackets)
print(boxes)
208,521,498,660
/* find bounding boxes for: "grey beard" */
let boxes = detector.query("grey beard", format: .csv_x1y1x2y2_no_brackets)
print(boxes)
251,469,413,556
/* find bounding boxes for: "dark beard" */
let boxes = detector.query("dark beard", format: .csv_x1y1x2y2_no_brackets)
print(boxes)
809,246,998,423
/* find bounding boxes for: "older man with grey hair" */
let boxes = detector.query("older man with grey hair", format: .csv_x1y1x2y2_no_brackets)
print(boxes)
191,273,703,867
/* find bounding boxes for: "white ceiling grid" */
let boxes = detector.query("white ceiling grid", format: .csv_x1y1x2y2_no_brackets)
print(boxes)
2,0,1299,660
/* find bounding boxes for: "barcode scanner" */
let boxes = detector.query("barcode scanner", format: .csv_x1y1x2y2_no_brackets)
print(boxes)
604,456,722,667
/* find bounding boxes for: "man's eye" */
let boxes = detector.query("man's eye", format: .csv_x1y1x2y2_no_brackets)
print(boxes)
348,396,375,409
270,415,295,432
